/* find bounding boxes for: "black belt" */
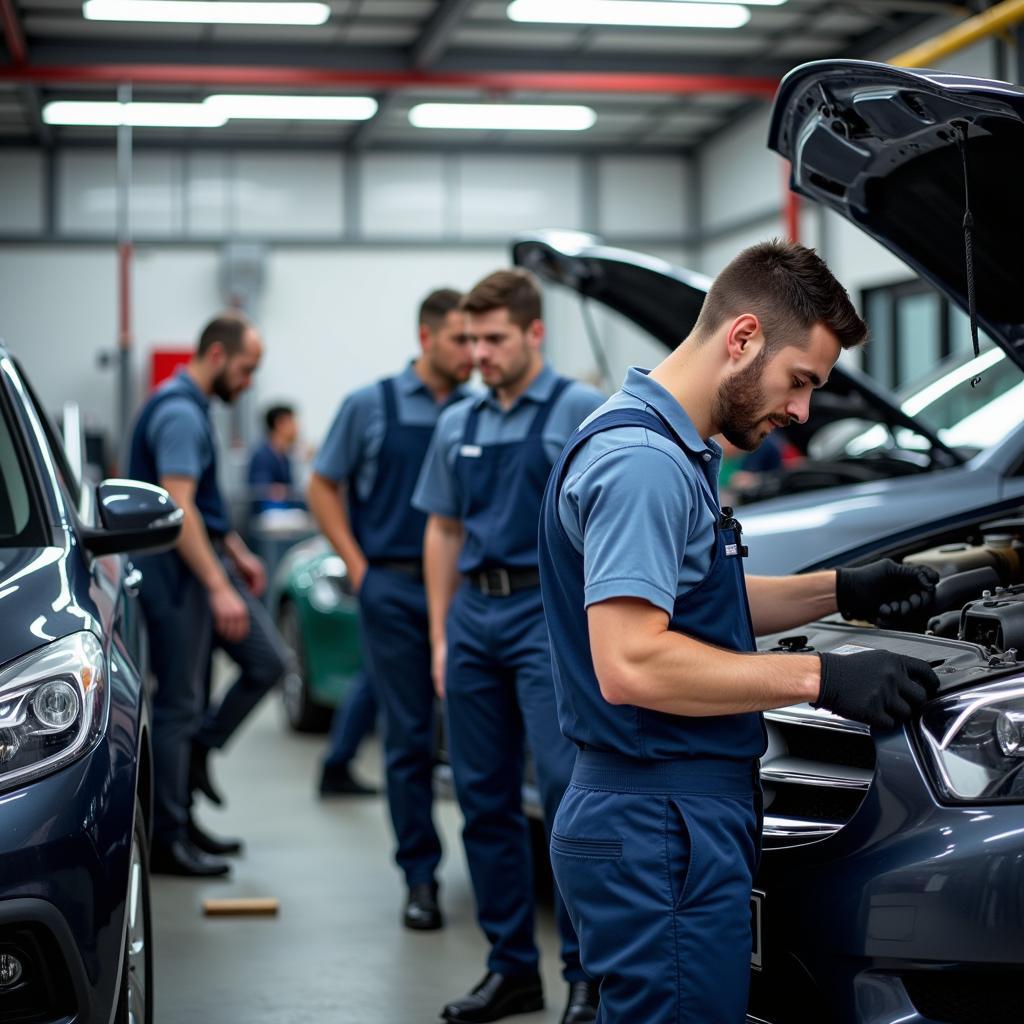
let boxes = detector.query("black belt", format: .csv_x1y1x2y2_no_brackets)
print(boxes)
469,566,540,597
371,559,424,581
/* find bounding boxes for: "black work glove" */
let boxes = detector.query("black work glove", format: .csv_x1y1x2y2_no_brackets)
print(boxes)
814,650,940,730
836,558,938,627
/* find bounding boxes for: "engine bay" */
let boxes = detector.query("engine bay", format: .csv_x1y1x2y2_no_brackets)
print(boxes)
761,514,1024,694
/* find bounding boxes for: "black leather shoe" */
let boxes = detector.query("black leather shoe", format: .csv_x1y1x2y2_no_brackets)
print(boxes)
187,816,243,857
150,838,231,878
441,971,544,1022
560,981,599,1024
404,882,443,931
189,741,224,806
319,762,378,797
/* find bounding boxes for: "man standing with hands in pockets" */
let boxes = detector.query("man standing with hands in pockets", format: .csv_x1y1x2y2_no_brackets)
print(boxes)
414,269,604,1024
308,288,473,931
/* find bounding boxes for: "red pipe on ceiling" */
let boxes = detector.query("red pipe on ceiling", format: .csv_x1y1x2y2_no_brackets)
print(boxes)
0,63,780,96
0,0,27,66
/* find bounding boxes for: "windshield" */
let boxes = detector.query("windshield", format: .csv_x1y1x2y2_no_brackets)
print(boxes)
902,348,1022,448
0,390,41,547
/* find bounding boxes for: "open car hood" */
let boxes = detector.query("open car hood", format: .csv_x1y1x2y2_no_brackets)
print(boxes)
769,59,1024,372
511,229,958,462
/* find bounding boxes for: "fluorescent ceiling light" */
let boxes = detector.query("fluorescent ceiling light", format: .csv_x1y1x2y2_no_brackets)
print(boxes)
205,95,378,120
507,0,752,28
409,103,596,131
83,0,330,25
42,100,225,128
42,95,377,128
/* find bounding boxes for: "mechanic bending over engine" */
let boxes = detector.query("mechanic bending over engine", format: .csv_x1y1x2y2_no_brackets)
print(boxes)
538,239,941,1024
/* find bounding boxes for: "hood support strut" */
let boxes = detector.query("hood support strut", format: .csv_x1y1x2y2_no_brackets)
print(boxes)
953,120,983,387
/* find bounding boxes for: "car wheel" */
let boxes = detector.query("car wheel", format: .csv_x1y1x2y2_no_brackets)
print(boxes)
277,601,333,733
115,798,153,1024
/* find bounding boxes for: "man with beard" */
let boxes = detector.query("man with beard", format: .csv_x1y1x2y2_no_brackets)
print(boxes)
307,288,474,929
537,240,941,1022
414,269,604,1024
129,312,289,876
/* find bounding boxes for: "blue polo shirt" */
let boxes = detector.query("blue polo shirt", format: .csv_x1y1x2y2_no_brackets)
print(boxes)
145,369,217,483
412,363,605,519
314,362,472,494
557,367,722,616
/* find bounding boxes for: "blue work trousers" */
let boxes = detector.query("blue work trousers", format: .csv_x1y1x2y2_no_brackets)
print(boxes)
323,671,378,767
551,753,760,1022
136,551,213,844
358,566,442,888
195,559,290,751
445,582,585,982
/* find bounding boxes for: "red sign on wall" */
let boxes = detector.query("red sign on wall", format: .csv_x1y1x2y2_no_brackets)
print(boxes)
149,349,192,391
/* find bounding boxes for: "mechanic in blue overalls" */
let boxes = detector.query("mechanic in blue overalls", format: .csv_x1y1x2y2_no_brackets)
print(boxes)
129,313,287,877
538,240,942,1023
413,269,605,1024
307,288,473,930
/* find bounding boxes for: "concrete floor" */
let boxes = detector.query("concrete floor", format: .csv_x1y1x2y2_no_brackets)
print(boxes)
152,688,569,1024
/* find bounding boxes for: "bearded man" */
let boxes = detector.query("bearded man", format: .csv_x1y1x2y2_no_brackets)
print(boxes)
128,312,289,877
537,240,940,1023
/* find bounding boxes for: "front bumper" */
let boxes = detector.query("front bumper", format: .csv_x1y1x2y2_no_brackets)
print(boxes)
0,730,136,1023
750,726,1024,1024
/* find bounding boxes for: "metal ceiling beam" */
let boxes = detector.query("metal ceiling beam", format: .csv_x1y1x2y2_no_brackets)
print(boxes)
0,0,27,65
25,39,796,79
411,0,476,69
0,64,781,96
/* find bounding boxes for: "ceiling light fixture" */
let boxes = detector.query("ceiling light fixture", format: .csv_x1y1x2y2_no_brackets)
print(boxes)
42,100,226,128
42,95,378,128
507,0,752,28
83,0,330,26
205,95,378,120
409,103,596,131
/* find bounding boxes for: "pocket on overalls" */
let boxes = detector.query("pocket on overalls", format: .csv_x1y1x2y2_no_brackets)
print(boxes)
550,832,623,860
667,799,697,913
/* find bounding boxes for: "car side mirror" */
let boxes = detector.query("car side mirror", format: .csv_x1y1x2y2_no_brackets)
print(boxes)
81,479,184,557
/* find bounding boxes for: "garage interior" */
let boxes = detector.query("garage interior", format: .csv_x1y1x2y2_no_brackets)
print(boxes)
2,3,1024,1024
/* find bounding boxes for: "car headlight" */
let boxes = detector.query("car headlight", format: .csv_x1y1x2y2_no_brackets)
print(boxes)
0,632,107,792
919,678,1024,803
308,555,353,612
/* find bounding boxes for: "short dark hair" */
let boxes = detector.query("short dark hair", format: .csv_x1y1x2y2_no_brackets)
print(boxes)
265,404,294,434
197,312,251,357
461,269,542,330
419,288,463,330
693,239,867,352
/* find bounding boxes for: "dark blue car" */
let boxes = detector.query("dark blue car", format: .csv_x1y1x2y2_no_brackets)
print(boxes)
0,347,181,1024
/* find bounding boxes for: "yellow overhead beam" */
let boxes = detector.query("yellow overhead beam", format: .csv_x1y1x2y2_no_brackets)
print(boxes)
889,0,1024,68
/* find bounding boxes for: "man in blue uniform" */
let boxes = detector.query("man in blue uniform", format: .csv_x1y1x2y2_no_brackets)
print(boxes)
129,313,289,876
538,241,941,1023
307,288,473,930
414,269,604,1024
247,403,302,514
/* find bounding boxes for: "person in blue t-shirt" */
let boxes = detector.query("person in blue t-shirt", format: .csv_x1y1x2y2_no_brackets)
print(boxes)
248,403,303,514
128,313,289,878
538,241,941,1023
414,270,604,1024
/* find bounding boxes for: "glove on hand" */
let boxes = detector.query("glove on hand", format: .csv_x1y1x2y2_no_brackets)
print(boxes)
814,650,940,730
836,558,938,626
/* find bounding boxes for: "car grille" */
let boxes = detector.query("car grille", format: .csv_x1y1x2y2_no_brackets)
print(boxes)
902,969,1021,1024
761,706,875,848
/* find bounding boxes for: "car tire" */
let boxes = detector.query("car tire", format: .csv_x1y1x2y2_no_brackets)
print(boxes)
115,798,153,1024
277,600,333,733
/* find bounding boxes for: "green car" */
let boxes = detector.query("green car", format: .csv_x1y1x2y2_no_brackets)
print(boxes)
269,535,364,732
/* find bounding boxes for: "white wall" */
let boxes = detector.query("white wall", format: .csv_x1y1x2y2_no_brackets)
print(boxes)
0,147,693,457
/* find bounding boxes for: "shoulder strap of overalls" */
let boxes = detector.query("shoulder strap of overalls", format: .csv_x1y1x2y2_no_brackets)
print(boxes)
527,376,572,438
379,376,398,423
